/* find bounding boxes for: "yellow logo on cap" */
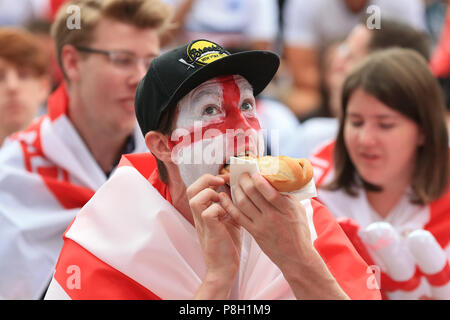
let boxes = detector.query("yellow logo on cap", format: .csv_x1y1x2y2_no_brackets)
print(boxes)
187,40,228,66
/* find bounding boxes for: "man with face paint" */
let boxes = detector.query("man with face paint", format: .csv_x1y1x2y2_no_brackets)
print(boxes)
44,40,381,300
167,74,264,189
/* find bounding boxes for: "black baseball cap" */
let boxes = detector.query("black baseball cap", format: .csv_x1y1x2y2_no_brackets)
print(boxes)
134,39,280,136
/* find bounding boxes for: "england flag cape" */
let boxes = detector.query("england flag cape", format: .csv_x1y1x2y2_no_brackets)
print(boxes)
310,140,450,299
0,84,147,299
44,153,381,300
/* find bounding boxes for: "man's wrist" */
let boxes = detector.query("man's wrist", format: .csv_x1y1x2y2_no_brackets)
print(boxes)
194,271,237,299
203,270,236,286
280,246,320,283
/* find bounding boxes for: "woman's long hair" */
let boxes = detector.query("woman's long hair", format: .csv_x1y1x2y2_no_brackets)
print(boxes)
327,48,449,205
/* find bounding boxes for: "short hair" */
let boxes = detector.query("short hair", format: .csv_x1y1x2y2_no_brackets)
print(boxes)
51,0,172,79
26,19,52,35
368,19,431,60
0,28,49,76
328,48,449,205
153,102,179,184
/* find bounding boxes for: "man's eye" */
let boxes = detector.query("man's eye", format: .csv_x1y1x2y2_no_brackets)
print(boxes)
379,123,395,129
240,102,253,112
203,106,220,115
113,55,134,67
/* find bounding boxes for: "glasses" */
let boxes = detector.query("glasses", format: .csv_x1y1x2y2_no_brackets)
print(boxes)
75,46,154,70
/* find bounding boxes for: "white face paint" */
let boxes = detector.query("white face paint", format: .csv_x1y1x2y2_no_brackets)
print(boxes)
169,75,265,188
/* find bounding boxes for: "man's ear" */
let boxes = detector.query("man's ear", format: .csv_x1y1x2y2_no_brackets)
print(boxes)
418,129,426,147
61,45,82,82
145,131,172,162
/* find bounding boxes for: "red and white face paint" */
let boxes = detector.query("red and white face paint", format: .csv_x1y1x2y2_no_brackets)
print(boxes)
169,75,265,188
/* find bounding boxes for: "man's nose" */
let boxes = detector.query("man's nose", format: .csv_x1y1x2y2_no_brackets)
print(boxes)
233,112,255,132
5,70,20,92
230,113,258,150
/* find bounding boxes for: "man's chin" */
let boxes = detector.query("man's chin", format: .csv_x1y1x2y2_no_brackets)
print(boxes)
115,119,137,136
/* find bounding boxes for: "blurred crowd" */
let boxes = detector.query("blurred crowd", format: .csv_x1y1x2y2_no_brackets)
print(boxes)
1,0,449,152
0,0,449,300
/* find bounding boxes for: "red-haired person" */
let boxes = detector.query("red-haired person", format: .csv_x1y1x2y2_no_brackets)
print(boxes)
0,28,50,146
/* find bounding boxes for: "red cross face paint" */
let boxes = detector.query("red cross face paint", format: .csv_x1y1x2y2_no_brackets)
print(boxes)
169,75,265,187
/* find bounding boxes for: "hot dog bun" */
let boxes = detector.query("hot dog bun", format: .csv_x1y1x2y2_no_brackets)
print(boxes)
220,156,314,192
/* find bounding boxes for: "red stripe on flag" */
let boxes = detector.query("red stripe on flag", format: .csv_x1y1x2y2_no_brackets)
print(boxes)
311,200,381,300
337,217,387,299
118,153,172,203
40,173,95,209
380,267,422,292
311,141,335,187
53,238,161,300
118,153,157,180
429,8,450,77
337,217,426,297
424,188,450,249
425,261,450,287
336,218,376,267
14,111,95,209
48,83,70,121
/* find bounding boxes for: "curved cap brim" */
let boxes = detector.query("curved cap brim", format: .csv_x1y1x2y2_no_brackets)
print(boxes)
165,50,280,112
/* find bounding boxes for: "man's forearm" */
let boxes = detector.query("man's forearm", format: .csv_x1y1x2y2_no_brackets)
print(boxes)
194,272,236,300
281,248,350,300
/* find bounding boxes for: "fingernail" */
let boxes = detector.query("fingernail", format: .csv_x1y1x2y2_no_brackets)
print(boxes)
251,172,262,180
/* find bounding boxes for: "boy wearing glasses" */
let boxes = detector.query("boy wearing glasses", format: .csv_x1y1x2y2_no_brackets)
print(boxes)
0,0,171,299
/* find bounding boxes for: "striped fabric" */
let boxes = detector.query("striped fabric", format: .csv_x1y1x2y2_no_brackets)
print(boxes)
0,84,147,299
311,140,450,299
45,153,381,300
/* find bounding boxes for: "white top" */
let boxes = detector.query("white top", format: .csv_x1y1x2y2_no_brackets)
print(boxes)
283,0,426,47
256,98,301,157
318,185,450,299
283,117,339,159
318,186,430,235
164,0,279,46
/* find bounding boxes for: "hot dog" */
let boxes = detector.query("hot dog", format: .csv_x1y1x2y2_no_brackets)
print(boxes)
220,156,314,192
